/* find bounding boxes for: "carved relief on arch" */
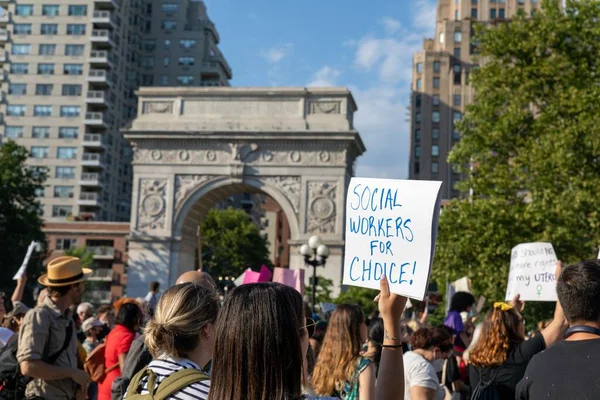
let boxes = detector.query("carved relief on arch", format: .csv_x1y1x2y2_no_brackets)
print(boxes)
137,179,168,232
262,176,301,215
174,175,216,211
307,181,338,234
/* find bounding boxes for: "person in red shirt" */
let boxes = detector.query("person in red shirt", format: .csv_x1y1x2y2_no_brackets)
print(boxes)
98,302,143,400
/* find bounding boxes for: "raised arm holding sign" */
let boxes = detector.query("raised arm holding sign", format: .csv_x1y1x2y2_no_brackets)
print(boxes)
342,178,443,300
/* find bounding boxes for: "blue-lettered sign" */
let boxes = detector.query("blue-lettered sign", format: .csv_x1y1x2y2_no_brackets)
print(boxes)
342,178,443,300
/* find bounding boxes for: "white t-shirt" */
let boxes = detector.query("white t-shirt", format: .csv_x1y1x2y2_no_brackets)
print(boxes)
403,351,445,400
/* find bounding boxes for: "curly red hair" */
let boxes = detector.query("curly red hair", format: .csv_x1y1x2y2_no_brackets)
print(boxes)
469,307,524,367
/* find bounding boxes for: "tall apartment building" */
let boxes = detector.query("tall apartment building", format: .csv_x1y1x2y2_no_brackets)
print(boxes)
0,0,231,222
409,0,539,199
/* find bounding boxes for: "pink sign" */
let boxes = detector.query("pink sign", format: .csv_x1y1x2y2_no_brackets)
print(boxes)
272,267,305,294
242,265,273,285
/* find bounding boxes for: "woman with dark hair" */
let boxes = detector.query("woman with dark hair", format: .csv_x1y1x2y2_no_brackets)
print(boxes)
365,318,384,374
208,277,408,400
403,326,453,399
468,281,567,399
98,302,143,400
312,304,375,399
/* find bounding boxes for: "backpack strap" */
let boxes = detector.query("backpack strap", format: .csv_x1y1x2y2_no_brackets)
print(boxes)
46,320,73,364
154,369,209,400
126,368,158,397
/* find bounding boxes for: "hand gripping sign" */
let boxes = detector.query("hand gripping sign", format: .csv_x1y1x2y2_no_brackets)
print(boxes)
343,178,442,300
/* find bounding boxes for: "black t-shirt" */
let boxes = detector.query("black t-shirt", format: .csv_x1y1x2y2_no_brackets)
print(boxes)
469,335,545,399
516,338,600,400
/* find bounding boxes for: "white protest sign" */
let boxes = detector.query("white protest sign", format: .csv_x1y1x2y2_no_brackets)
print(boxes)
505,242,558,302
13,241,37,280
343,178,443,300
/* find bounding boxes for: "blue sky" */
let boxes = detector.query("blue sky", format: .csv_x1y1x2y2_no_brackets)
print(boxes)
203,0,437,179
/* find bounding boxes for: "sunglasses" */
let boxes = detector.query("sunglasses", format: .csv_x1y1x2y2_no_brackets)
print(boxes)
301,318,316,338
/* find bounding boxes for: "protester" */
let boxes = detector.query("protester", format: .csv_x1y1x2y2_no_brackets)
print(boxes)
303,303,317,377
208,277,408,400
444,292,476,350
144,281,161,315
516,260,600,399
309,320,328,358
96,305,114,341
1,301,29,335
312,304,375,398
462,323,482,364
365,318,384,375
17,256,92,400
468,262,567,400
81,317,104,354
403,326,453,400
124,282,218,399
98,302,143,400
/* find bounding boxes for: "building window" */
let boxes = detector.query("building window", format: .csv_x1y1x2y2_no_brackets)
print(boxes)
416,62,423,73
472,0,477,3
433,61,441,73
160,76,168,86
178,57,195,66
471,8,477,19
163,57,169,66
179,39,196,49
61,84,82,96
162,3,178,12
432,111,440,123
35,187,45,197
415,112,422,123
34,105,52,117
414,162,420,174
39,44,56,55
7,105,26,116
490,9,497,19
52,206,73,218
415,129,421,142
56,238,77,250
164,40,171,49
141,74,153,85
161,20,176,30
142,39,156,51
41,24,58,35
66,24,86,35
57,147,77,159
415,94,421,108
30,146,49,158
453,94,461,106
499,8,505,19
433,78,440,89
141,56,155,67
63,64,83,75
12,44,31,55
55,166,75,179
439,32,445,44
454,31,462,43
15,5,34,16
65,44,84,56
177,75,194,85
59,127,78,139
453,111,463,122
432,128,440,139
36,84,53,96
454,47,461,58
54,186,74,198
455,10,459,20
10,63,28,74
531,10,536,17
37,63,55,75
32,126,50,138
5,126,24,138
8,83,27,95
42,5,59,16
454,65,462,84
60,106,80,117
414,146,421,159
432,162,439,174
68,5,87,16
13,24,32,35
416,78,422,90
432,145,440,157
433,95,440,106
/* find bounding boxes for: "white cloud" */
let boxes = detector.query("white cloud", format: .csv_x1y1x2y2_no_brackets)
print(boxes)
307,66,341,87
261,43,293,64
380,17,402,35
354,35,422,83
411,0,437,35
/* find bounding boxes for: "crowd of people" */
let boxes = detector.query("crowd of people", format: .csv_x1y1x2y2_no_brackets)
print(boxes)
0,255,599,400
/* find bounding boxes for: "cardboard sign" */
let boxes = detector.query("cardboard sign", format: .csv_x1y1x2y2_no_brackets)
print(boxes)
505,242,558,302
13,241,37,280
342,178,443,300
272,267,305,294
243,265,272,285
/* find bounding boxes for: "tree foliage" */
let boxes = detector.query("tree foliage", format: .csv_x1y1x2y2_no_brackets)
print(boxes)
200,208,272,278
433,0,600,326
305,276,334,307
336,287,379,317
0,141,46,296
64,246,94,269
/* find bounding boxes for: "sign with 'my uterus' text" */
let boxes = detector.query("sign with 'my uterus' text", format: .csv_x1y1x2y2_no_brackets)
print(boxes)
342,178,443,300
505,242,558,302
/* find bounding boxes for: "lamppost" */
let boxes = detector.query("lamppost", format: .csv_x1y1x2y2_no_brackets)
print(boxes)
300,235,330,313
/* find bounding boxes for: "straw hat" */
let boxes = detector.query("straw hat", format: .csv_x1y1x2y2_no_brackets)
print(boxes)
38,256,92,287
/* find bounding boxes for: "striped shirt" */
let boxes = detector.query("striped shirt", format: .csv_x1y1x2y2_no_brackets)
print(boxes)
138,357,211,400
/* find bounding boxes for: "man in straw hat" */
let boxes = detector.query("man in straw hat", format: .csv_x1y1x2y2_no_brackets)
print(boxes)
17,256,93,400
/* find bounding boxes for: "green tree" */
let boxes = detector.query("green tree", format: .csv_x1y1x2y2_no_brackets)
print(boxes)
200,208,272,278
433,0,600,326
63,246,94,268
336,287,379,316
305,276,334,307
0,141,46,296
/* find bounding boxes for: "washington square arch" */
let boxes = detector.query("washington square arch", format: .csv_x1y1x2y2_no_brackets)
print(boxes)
124,87,365,298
